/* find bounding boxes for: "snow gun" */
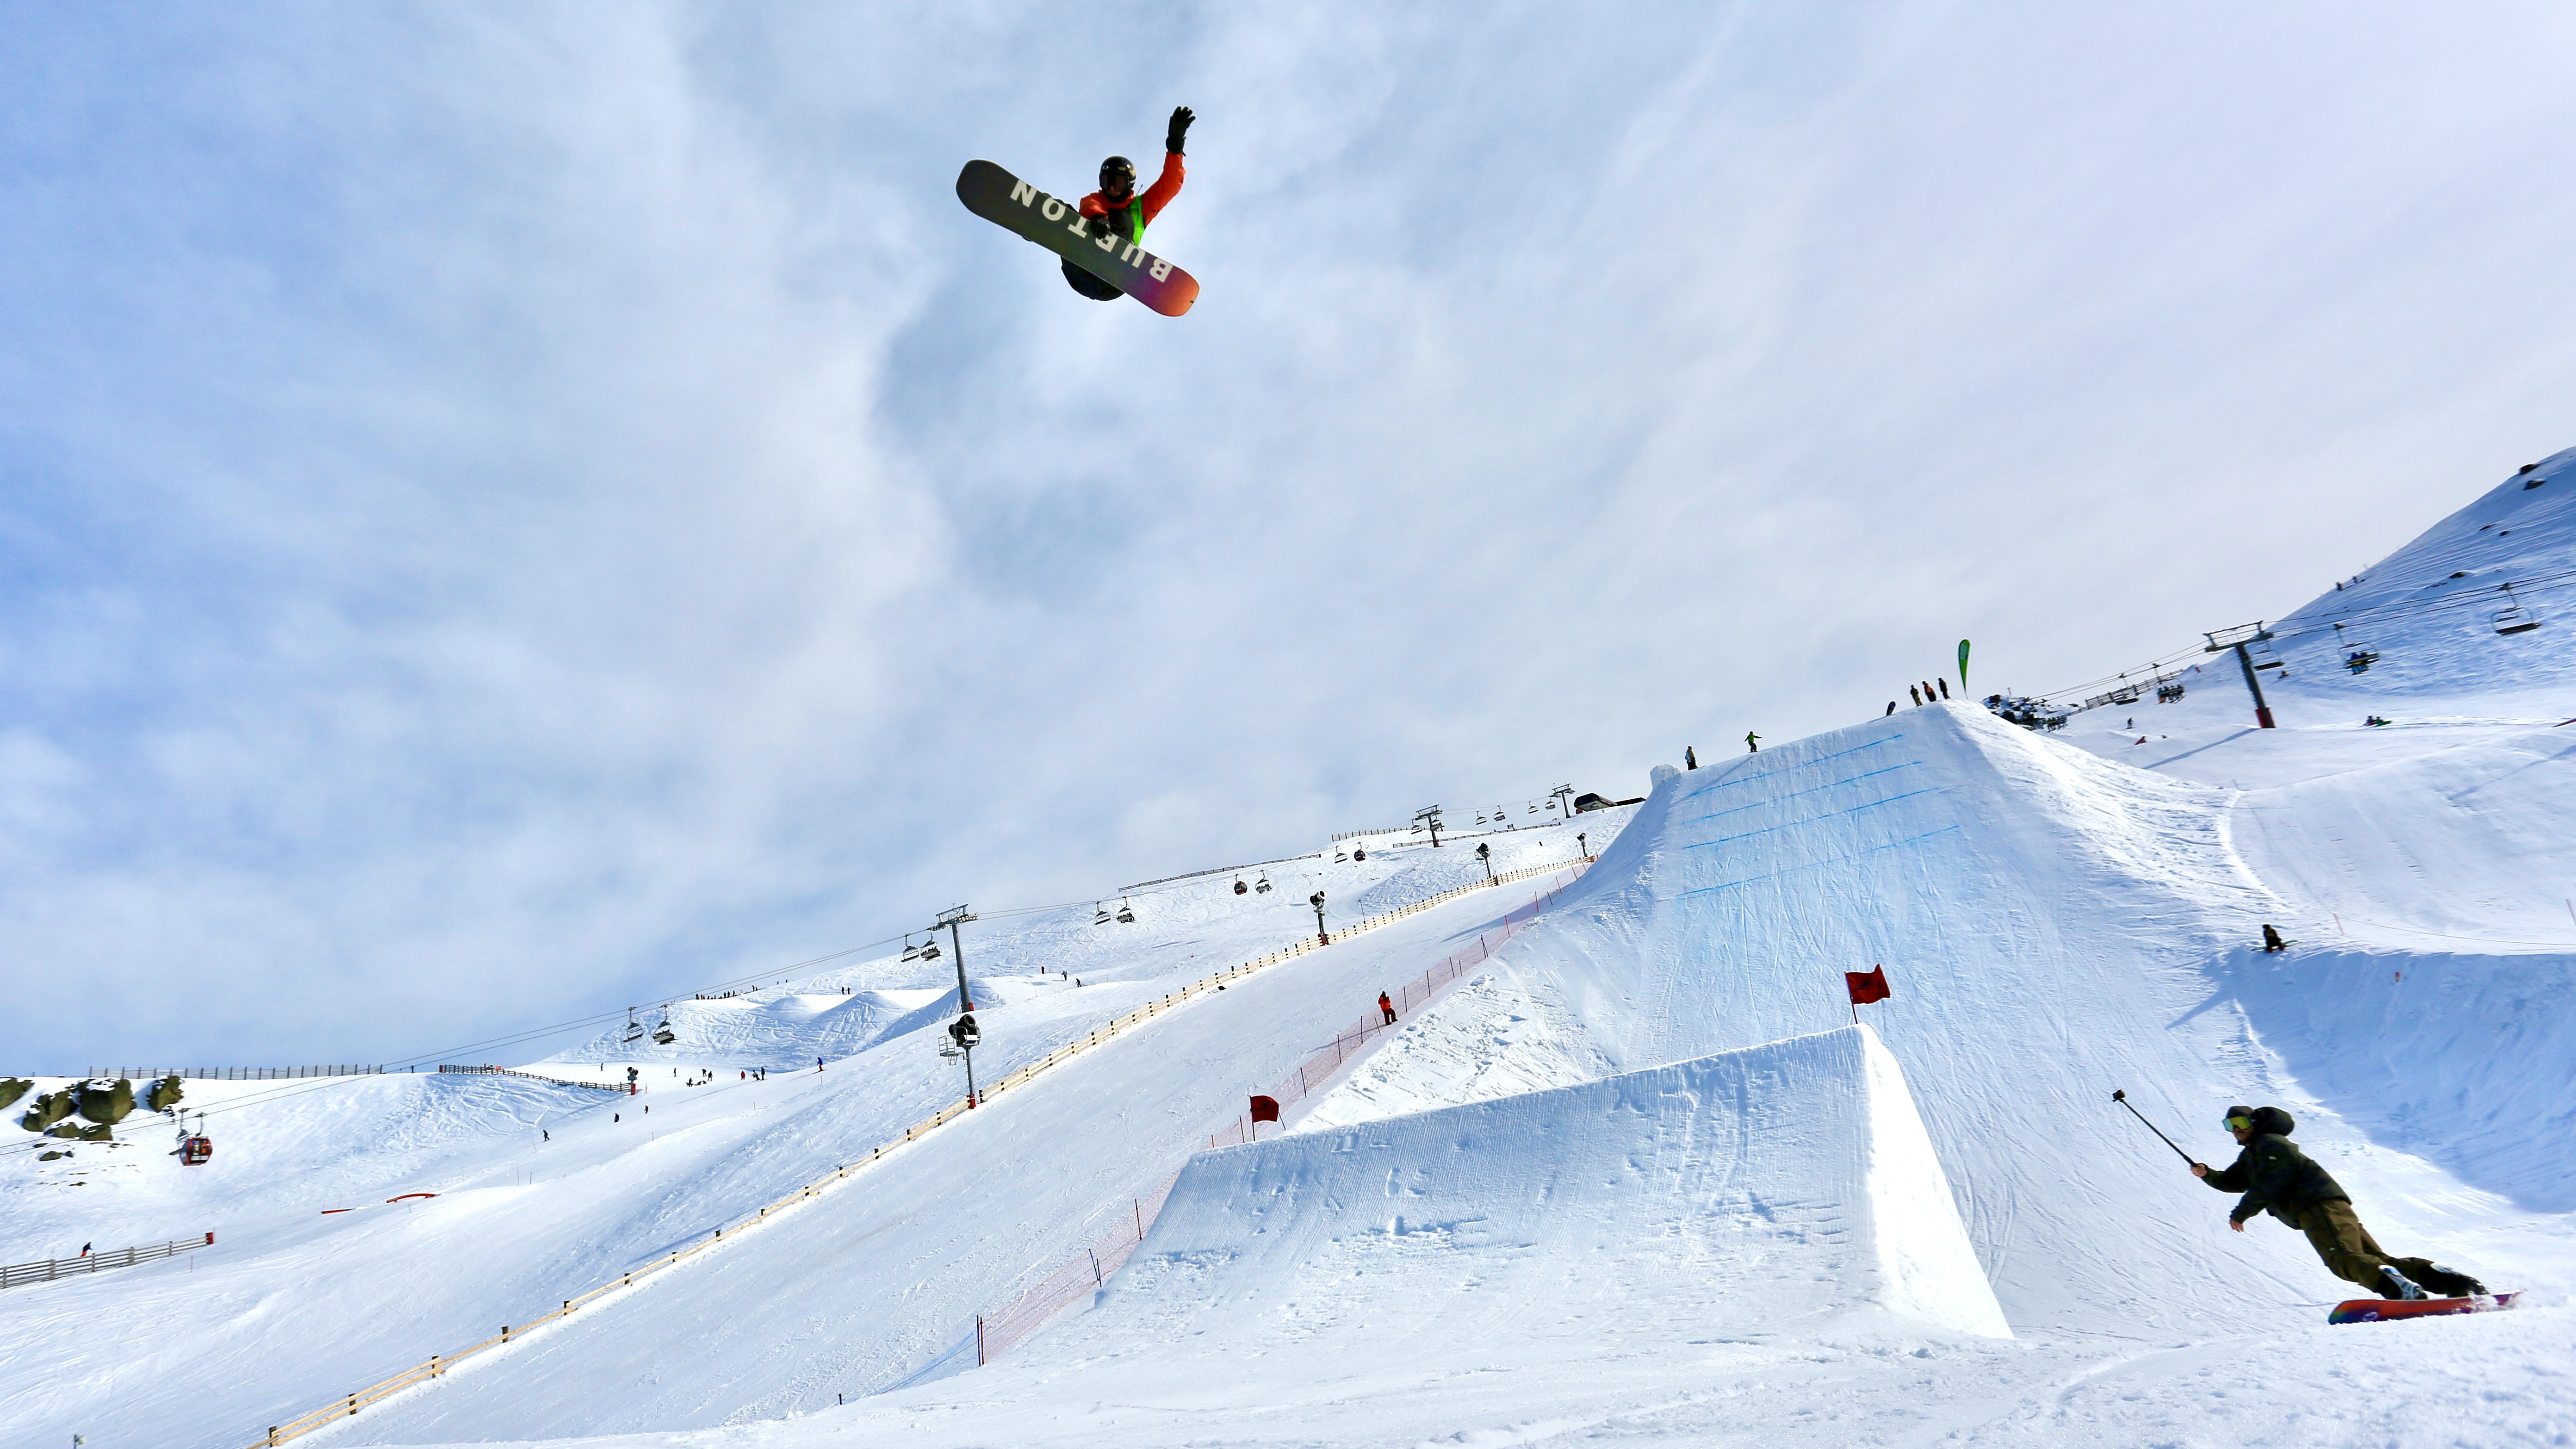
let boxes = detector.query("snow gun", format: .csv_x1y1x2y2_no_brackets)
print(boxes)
2110,1089,2196,1165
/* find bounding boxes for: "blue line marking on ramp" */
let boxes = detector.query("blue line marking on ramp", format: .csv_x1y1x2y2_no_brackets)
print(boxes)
1677,734,1903,800
1684,787,1948,850
1687,761,1924,824
1681,823,1964,896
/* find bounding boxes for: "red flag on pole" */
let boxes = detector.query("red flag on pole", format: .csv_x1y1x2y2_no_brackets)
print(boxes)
1249,1095,1280,1124
1845,965,1891,1005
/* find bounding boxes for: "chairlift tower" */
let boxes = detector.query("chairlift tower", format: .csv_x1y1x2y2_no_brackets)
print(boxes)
2202,622,2277,729
1548,784,1575,822
936,904,978,1014
942,1012,983,1108
1414,804,1445,847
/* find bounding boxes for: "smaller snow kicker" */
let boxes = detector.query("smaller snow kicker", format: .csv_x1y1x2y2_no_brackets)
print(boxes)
957,159,1199,316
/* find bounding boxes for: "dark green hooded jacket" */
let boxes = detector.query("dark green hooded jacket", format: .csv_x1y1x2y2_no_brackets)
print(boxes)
2202,1106,2347,1226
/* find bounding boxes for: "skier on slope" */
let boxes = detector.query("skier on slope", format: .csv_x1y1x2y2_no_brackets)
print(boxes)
1062,107,1194,301
2192,1105,2486,1300
1379,992,1397,1025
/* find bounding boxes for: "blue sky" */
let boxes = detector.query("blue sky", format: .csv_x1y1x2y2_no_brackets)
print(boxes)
6,1,2574,1073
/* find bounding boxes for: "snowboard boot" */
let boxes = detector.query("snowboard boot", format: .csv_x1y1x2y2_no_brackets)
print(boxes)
2420,1264,2488,1297
2377,1266,2427,1301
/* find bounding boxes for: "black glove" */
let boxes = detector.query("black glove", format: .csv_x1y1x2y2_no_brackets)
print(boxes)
1165,105,1194,156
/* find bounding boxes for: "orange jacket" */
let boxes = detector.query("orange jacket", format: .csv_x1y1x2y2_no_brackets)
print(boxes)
1079,152,1185,240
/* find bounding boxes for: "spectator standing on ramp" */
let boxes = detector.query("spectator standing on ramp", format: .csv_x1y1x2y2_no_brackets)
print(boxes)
2193,1105,2485,1300
1378,992,1397,1025
1744,731,1760,753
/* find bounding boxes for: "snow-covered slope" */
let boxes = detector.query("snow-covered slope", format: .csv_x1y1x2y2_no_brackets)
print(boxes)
0,823,1609,1449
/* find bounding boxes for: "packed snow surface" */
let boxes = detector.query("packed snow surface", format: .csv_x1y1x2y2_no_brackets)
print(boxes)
8,452,2576,1447
1078,1024,2009,1351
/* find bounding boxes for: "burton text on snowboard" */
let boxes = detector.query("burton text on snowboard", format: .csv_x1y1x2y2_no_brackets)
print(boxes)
956,160,1199,317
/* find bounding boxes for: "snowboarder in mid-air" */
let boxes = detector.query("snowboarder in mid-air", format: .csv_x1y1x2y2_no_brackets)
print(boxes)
1061,106,1193,300
2193,1105,2485,1300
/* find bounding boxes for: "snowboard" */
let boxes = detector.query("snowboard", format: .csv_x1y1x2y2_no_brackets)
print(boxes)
956,159,1199,317
2328,1292,2518,1325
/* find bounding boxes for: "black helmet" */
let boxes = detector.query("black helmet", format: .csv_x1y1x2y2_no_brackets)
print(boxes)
1099,155,1136,192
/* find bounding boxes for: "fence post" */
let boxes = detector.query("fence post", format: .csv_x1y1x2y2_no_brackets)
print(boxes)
976,1314,987,1366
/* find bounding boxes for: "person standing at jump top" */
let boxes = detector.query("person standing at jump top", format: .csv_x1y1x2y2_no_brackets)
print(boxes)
1062,106,1194,300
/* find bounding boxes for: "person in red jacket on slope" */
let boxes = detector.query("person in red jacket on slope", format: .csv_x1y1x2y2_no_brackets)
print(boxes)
1063,106,1193,300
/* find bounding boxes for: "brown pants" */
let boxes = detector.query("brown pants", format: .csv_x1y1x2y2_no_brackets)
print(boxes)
2295,1200,2442,1296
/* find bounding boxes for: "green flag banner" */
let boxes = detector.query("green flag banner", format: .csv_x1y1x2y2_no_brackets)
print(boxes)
1958,639,1972,689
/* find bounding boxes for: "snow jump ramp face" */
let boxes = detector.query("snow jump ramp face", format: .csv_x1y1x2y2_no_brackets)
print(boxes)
1050,1025,2005,1373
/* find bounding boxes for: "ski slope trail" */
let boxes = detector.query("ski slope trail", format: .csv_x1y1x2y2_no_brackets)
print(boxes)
0,823,1605,1449
312,864,1586,1444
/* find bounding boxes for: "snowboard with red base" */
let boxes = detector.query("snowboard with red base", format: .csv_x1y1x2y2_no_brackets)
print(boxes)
2328,1292,2518,1325
956,160,1199,317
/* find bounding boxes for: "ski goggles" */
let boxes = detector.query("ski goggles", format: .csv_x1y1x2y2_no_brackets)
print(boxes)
2223,1114,2255,1132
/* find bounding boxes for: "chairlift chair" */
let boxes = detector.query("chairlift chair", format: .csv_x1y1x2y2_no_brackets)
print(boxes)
1335,850,1348,863
1255,872,1272,894
1234,878,1248,895
1115,897,1136,924
622,1009,644,1045
919,939,943,961
652,1012,677,1046
2494,585,2542,635
900,933,921,963
1094,902,1113,925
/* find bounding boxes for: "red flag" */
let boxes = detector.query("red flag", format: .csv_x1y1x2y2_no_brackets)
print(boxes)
1845,965,1891,1005
1249,1095,1281,1124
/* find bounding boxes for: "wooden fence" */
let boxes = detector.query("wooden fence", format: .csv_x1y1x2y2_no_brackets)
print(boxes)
3,1233,213,1292
89,1066,389,1081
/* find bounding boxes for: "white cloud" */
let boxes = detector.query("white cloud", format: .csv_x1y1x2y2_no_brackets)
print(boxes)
4,0,2573,1070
